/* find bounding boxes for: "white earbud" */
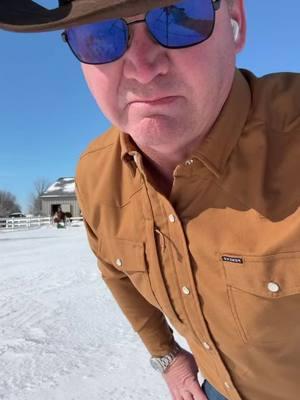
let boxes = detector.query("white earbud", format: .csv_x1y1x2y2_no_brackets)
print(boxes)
230,19,240,42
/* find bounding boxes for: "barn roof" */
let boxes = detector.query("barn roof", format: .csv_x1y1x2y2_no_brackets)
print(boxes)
41,177,76,198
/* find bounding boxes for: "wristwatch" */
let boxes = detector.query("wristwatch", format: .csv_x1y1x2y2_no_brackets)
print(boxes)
150,343,182,373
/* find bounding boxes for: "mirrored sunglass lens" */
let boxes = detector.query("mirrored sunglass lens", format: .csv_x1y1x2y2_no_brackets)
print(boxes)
66,19,128,64
146,0,215,48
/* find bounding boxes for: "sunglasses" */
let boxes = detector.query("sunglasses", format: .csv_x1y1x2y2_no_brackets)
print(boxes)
61,0,221,65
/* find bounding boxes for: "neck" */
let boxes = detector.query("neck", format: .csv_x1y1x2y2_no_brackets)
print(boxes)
137,132,208,197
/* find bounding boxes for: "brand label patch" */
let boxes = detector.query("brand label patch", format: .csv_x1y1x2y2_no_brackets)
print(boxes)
222,256,243,264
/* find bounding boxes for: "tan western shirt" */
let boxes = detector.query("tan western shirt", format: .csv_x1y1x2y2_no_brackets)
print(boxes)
76,69,300,400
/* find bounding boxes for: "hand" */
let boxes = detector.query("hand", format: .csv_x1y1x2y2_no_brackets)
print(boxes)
162,348,208,400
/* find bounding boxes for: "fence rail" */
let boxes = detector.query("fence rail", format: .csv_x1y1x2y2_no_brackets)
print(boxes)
0,216,83,231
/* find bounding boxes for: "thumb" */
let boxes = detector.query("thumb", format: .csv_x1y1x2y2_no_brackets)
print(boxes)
189,381,208,400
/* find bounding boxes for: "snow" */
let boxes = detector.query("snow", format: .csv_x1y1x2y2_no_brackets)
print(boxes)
0,225,196,400
62,178,74,182
62,183,75,193
45,182,60,192
45,179,75,194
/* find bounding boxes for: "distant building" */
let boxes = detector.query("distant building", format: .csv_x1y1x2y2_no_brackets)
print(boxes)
40,177,81,217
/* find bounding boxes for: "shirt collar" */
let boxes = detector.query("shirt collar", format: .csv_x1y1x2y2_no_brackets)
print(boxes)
192,69,251,177
120,130,138,162
120,69,251,176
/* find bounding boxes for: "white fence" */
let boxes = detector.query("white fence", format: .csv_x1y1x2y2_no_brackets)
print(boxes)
0,216,83,231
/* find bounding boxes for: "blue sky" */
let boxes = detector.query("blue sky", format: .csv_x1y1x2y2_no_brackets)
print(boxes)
1,0,300,212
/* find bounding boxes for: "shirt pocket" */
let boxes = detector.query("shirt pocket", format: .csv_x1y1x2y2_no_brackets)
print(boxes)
222,252,300,344
98,234,162,310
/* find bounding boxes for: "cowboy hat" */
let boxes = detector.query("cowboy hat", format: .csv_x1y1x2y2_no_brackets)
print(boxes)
0,0,178,33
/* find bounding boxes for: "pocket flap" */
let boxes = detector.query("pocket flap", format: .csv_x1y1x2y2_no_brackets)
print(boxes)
98,234,146,272
222,252,300,298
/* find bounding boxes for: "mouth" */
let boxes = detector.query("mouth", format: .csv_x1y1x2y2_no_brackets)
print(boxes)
128,96,179,106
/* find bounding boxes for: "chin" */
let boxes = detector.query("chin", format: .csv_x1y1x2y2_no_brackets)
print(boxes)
124,116,183,147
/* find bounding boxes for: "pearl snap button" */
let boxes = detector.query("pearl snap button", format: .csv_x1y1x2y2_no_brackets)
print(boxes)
168,214,176,223
267,282,280,293
182,286,190,295
116,258,123,267
202,342,211,350
224,382,231,389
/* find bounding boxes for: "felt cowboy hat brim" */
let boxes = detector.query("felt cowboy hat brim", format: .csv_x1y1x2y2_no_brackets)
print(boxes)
0,0,178,33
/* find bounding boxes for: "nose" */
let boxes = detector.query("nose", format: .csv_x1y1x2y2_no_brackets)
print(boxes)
122,22,169,84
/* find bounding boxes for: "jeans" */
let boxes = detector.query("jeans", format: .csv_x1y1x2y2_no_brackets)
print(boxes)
202,380,228,400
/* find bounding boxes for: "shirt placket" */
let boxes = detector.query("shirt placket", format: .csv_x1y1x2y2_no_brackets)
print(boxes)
132,151,242,400
172,163,243,400
166,206,241,398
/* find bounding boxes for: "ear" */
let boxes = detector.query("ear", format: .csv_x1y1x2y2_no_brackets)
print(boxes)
229,0,247,53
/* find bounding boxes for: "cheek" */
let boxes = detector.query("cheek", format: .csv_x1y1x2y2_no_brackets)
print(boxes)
175,33,235,92
169,49,215,97
81,63,121,122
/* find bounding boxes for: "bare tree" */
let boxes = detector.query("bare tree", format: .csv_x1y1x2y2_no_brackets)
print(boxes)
0,191,21,217
28,178,50,216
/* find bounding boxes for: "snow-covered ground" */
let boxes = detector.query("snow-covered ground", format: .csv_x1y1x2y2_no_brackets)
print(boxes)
0,224,193,400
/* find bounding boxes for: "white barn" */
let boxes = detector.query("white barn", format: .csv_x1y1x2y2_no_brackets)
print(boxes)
40,177,81,217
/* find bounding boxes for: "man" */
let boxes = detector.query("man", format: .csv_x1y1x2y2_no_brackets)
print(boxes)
1,1,300,399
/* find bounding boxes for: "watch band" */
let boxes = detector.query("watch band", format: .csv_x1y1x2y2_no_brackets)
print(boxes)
150,343,182,373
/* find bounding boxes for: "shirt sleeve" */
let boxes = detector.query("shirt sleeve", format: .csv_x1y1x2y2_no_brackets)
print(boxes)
83,217,176,357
